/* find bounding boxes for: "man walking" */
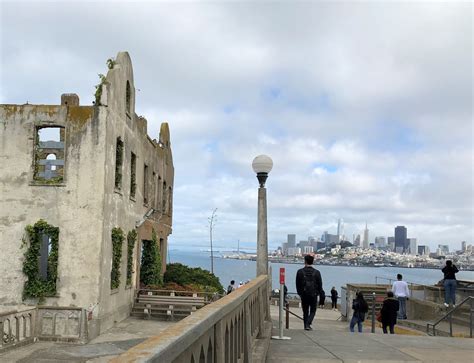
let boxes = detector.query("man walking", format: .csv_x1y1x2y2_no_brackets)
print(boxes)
296,255,322,331
392,274,409,320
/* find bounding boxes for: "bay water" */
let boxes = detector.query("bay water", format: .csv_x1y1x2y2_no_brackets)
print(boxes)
169,250,474,295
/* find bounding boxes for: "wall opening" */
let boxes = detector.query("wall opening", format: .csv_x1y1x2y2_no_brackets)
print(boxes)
34,126,65,184
130,152,136,198
115,137,124,190
162,181,167,213
126,81,131,116
143,164,149,205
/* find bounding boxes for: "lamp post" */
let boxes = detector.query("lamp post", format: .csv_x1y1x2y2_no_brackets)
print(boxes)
252,155,273,276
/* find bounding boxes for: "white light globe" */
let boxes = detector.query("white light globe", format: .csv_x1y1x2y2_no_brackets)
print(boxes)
252,155,273,174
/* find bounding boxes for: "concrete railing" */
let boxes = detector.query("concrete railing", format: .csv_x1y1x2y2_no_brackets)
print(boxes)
0,306,87,352
112,275,270,363
0,308,36,352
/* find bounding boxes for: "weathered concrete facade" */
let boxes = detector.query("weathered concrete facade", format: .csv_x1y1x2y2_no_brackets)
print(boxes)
0,52,174,339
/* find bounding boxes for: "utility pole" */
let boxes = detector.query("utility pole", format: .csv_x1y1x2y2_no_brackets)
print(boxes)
208,208,217,274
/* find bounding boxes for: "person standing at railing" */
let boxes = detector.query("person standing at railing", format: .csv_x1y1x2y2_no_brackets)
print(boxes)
442,260,459,308
296,254,322,331
331,287,338,310
392,274,409,320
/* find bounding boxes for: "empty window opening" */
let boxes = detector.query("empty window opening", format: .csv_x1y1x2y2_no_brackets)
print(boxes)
126,81,131,115
157,176,162,209
162,181,167,213
168,186,172,215
39,234,52,281
34,126,65,183
152,172,156,209
143,164,149,205
130,152,136,198
115,137,124,189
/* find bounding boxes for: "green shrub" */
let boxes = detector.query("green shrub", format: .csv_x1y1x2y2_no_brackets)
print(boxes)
163,263,223,293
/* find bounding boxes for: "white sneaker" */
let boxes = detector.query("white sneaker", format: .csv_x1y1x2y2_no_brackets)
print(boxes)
444,303,449,308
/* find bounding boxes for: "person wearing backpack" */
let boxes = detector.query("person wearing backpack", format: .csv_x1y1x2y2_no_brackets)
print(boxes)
350,291,369,333
227,280,236,294
296,255,323,331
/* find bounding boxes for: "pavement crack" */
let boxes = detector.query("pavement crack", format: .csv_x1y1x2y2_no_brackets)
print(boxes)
303,331,344,362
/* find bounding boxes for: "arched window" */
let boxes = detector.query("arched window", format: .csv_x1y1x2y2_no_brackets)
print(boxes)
125,81,131,115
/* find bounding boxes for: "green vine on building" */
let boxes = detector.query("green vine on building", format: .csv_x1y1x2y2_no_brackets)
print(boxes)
126,229,137,286
22,220,59,301
111,227,124,289
140,229,162,286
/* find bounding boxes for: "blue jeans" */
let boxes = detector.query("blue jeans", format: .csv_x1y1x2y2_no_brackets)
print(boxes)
397,297,407,319
444,279,457,305
350,314,363,332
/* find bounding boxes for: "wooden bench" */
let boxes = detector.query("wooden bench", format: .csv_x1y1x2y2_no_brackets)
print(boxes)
132,292,206,321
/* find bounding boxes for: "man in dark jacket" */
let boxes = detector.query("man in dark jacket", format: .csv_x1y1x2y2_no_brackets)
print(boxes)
296,255,322,331
442,260,459,308
381,291,399,334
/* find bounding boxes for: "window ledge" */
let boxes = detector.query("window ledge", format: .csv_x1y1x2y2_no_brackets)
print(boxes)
114,188,123,196
110,288,119,295
125,284,132,290
130,196,136,202
30,182,66,187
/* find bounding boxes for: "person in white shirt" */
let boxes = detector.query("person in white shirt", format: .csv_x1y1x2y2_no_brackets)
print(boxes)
392,274,410,319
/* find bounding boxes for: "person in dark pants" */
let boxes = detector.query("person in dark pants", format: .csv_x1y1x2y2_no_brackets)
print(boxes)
381,291,399,334
319,289,326,308
349,291,368,333
331,287,338,310
296,255,322,331
442,260,459,308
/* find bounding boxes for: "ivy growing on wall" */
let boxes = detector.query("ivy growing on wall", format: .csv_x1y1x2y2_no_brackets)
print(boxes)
111,227,124,290
94,73,106,106
140,229,162,286
22,220,59,301
126,229,137,286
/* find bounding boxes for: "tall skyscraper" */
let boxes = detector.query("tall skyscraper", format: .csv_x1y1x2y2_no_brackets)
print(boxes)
395,226,407,253
337,218,344,241
287,234,296,248
363,222,369,249
387,237,395,251
408,238,417,255
375,236,386,248
418,245,429,255
354,234,361,247
462,241,467,252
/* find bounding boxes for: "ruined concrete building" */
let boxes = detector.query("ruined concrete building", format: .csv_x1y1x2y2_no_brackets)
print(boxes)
0,52,174,340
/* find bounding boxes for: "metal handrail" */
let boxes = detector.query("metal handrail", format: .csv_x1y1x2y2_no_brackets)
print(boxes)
426,296,473,338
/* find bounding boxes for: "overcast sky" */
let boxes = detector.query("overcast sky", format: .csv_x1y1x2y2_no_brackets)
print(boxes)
1,1,472,251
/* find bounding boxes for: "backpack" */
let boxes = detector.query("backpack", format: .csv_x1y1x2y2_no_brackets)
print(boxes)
303,268,318,297
227,285,233,294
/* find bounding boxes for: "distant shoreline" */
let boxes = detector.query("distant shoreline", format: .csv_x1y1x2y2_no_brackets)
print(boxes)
215,255,474,272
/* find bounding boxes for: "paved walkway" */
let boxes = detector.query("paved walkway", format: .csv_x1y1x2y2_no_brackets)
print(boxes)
0,317,174,362
267,305,474,362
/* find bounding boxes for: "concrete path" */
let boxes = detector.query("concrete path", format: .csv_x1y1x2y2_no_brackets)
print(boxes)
267,305,474,362
0,317,175,363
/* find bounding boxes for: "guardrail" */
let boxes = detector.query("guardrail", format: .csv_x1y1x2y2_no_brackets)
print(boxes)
427,296,474,338
0,308,36,351
112,275,270,363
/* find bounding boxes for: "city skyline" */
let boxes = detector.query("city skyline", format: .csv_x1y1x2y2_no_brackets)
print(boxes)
1,2,472,250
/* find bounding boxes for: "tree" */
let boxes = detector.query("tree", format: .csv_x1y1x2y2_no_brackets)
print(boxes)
140,229,162,286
